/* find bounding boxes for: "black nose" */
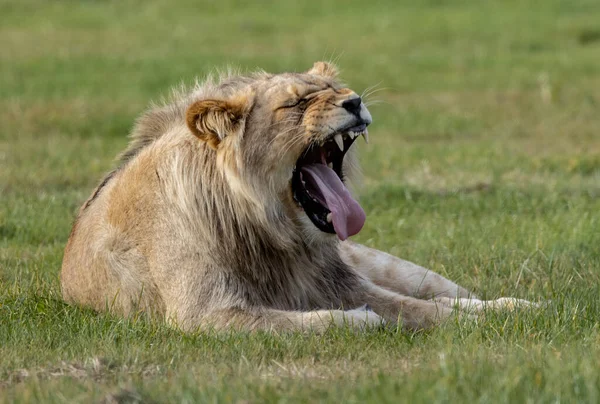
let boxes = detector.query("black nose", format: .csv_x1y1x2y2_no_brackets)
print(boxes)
341,97,362,115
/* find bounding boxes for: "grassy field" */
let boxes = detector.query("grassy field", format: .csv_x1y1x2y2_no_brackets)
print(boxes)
2,0,600,402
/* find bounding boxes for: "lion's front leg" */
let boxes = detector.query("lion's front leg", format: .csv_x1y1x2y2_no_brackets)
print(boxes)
432,296,540,313
170,307,384,334
340,240,472,299
345,280,472,330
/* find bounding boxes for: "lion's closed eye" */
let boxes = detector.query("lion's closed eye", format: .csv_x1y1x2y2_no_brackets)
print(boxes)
277,85,326,110
278,97,309,110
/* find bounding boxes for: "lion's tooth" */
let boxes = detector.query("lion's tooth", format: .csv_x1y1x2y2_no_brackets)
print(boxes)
348,131,356,139
361,131,369,144
333,133,344,151
326,213,332,223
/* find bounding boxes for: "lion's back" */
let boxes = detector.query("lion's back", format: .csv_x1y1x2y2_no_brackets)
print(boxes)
61,146,169,318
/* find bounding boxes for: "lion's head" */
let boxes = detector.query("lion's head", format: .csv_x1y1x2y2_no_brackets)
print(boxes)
185,62,372,241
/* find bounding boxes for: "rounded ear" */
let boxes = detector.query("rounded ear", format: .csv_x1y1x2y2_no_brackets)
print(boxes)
306,61,339,78
186,94,251,150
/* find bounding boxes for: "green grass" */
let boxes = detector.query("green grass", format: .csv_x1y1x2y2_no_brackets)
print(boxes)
2,0,600,402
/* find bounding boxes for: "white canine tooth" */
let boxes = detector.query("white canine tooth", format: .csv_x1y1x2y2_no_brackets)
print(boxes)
326,213,332,223
362,131,369,144
333,133,344,151
348,131,356,139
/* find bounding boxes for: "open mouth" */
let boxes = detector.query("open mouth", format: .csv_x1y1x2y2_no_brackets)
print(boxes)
292,122,369,241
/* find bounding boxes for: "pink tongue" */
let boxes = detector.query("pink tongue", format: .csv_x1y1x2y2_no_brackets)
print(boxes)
300,164,366,241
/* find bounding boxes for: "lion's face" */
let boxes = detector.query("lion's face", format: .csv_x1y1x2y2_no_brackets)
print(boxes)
186,62,372,241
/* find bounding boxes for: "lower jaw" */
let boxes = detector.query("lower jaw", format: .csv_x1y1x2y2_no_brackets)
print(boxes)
298,214,338,242
291,181,334,235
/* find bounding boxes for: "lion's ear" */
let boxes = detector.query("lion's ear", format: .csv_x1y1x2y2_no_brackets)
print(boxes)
306,61,339,78
186,95,250,149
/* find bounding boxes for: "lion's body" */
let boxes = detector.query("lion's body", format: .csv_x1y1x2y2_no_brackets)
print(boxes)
62,107,362,329
62,128,359,326
62,63,529,332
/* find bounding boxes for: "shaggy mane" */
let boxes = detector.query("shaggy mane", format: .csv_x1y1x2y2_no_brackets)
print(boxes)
117,69,270,167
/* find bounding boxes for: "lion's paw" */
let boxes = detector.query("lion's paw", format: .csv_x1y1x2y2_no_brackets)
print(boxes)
340,309,385,330
432,296,542,313
484,297,542,311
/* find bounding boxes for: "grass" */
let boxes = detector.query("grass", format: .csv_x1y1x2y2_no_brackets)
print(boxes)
1,0,600,402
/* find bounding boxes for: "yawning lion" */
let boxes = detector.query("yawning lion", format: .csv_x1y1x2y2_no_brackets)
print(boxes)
61,62,532,332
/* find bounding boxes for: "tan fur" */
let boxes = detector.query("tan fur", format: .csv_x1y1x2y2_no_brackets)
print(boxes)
61,62,533,333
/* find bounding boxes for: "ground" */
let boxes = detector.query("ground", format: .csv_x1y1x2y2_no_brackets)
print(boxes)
1,0,600,402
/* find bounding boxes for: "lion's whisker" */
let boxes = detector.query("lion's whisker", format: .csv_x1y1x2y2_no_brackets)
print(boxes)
362,87,389,101
364,100,386,107
361,82,382,99
277,131,304,151
267,125,304,149
277,131,306,156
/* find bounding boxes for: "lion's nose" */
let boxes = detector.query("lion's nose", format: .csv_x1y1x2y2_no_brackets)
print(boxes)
341,97,362,116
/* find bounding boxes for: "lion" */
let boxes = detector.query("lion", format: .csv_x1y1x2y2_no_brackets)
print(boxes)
61,62,534,332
